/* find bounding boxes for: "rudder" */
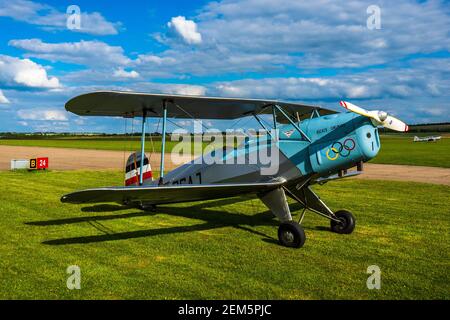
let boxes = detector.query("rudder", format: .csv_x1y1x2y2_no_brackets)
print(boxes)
125,152,152,186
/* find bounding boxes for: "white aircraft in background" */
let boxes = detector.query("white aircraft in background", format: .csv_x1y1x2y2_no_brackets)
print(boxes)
413,135,441,142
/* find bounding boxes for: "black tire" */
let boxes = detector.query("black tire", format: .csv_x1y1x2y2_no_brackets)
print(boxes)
138,203,156,211
278,221,306,248
330,210,356,234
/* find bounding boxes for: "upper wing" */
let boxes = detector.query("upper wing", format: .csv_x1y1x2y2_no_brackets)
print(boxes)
61,179,286,205
65,91,337,120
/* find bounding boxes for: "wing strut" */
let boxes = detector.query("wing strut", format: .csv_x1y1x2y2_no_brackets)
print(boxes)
159,100,168,185
274,104,311,142
139,110,147,185
253,113,273,138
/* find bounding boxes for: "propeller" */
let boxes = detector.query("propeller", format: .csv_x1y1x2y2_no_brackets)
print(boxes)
340,101,409,132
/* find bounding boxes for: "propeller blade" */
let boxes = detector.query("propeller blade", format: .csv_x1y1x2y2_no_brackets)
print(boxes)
340,101,372,118
340,101,409,132
381,115,409,132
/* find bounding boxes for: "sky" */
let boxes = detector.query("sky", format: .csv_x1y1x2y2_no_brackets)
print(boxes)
0,0,449,133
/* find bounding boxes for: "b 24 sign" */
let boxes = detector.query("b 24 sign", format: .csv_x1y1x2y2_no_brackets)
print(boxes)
29,157,49,170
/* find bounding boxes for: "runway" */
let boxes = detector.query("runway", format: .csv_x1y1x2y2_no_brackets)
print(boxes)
1,145,449,185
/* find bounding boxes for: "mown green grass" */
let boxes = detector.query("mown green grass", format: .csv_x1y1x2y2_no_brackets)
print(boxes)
1,135,449,167
0,170,448,299
370,135,450,168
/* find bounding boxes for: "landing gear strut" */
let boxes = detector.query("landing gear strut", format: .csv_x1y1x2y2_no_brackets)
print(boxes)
285,184,356,236
260,185,356,249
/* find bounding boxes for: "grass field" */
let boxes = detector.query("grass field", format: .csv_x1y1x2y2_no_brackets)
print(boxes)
371,135,450,168
0,170,448,299
1,135,449,167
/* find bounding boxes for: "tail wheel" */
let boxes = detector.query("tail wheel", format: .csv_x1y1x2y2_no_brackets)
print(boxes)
330,210,356,234
278,221,306,248
138,203,156,211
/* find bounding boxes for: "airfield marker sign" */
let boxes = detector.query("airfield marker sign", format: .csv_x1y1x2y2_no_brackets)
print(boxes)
37,157,49,170
29,157,49,170
29,158,37,169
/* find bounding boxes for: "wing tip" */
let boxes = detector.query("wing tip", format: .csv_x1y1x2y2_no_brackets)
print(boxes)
60,194,75,203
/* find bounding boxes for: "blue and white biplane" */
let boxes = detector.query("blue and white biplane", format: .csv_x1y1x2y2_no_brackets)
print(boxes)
61,92,408,248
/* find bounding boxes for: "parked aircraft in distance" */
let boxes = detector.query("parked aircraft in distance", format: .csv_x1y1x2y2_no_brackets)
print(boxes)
413,135,441,142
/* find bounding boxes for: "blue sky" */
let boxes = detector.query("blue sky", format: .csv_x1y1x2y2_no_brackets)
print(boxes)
0,0,449,133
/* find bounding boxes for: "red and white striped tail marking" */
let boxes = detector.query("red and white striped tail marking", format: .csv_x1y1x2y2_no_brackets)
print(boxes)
125,152,152,186
125,165,153,186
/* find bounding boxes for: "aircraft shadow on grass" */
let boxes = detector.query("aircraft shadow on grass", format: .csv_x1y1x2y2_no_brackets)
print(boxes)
25,197,324,246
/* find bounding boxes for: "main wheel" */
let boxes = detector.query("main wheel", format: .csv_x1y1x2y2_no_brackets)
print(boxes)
278,221,306,248
330,210,355,234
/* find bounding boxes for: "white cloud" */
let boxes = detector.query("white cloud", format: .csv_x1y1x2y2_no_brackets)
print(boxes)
26,121,70,132
417,106,447,117
0,0,119,35
17,109,68,121
168,16,202,44
75,12,120,36
1,0,448,127
170,84,206,96
0,0,43,21
113,68,140,79
135,54,177,65
211,60,450,102
175,120,194,127
0,90,10,104
74,118,85,125
9,39,130,67
195,0,450,68
347,86,370,99
130,82,207,96
0,55,60,88
135,50,291,78
138,0,450,76
214,77,352,100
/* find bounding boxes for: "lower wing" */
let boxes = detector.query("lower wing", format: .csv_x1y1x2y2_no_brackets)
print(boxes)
61,179,286,205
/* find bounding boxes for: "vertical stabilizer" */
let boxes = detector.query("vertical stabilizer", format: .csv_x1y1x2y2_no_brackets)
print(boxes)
125,152,152,186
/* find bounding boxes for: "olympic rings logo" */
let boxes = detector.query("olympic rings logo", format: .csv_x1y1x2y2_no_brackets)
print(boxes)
326,138,356,160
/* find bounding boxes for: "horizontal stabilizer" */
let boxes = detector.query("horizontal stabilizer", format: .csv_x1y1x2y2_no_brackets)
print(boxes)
61,179,286,205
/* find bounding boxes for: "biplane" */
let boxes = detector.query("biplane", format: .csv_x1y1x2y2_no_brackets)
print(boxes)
413,135,441,142
61,92,408,248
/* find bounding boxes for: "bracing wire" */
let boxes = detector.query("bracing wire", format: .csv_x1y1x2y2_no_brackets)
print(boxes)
153,117,161,156
146,117,159,172
228,105,271,138
166,117,188,131
148,121,155,157
173,102,212,132
130,116,135,153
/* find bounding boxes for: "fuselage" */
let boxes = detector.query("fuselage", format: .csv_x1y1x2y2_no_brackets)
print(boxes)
156,112,381,186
